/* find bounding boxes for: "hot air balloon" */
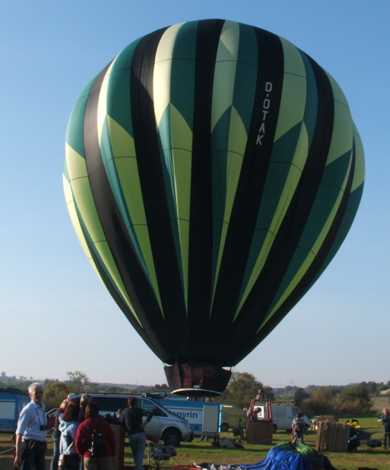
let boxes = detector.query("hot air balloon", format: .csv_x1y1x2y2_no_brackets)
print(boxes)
63,20,364,392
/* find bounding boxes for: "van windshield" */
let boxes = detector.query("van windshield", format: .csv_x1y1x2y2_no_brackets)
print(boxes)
144,399,172,417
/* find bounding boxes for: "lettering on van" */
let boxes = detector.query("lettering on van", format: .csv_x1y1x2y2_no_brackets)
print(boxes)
256,81,273,147
174,410,200,420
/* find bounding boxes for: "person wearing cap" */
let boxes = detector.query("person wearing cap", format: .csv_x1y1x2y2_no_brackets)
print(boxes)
50,398,69,470
14,382,48,470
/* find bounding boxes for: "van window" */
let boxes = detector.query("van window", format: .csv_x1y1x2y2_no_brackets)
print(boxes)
141,399,167,417
93,397,127,415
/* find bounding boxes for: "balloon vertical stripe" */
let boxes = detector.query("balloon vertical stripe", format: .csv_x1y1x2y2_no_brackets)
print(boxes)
130,28,190,357
211,27,284,325
187,20,224,340
83,66,175,359
233,57,334,353
237,38,308,313
257,147,357,342
210,22,256,306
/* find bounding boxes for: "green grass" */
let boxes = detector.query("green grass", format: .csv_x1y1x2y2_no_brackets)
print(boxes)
1,417,389,470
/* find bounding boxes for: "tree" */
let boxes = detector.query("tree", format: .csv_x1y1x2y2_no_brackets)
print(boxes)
223,372,263,409
300,387,337,416
153,384,169,390
66,371,89,392
263,386,274,401
294,388,310,407
334,384,372,416
43,381,69,409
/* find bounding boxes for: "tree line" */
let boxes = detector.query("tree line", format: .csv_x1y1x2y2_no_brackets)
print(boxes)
2,370,389,416
221,373,390,417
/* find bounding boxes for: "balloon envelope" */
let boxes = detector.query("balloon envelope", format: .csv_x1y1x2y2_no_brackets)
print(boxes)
64,20,364,375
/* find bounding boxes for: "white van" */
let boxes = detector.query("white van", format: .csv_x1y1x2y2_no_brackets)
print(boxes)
62,393,193,446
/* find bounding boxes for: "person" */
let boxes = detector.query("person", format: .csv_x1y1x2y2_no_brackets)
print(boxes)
378,407,390,449
256,388,266,402
75,402,115,470
78,394,89,423
51,398,69,470
120,397,152,470
58,402,81,470
14,382,48,470
291,412,306,444
77,394,89,470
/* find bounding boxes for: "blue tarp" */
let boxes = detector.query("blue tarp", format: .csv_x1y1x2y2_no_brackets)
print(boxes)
241,443,335,470
242,446,310,470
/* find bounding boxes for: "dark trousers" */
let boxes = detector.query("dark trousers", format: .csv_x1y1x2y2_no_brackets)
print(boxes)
50,436,60,470
21,440,47,470
384,431,390,448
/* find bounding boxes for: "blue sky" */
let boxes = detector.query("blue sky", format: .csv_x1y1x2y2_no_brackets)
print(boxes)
1,1,389,387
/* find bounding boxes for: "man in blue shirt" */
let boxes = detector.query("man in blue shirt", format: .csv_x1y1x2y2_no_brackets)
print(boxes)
14,383,48,470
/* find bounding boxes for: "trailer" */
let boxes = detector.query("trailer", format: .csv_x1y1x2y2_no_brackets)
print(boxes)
0,389,28,432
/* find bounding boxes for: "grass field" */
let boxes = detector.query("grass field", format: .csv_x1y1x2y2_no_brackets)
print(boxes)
1,417,389,470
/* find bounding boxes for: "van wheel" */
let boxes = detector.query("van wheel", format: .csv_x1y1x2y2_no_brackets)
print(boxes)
163,428,181,447
273,424,277,433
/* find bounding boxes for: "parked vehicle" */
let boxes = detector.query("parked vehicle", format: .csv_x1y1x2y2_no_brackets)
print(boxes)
65,393,193,446
0,389,28,432
153,395,222,437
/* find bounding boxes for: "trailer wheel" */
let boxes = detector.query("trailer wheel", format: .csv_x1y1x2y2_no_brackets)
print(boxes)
163,428,181,447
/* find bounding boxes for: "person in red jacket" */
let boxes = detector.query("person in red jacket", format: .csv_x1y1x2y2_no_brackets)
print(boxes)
75,402,115,470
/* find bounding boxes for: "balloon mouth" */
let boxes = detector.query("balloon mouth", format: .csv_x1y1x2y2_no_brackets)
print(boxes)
164,362,231,393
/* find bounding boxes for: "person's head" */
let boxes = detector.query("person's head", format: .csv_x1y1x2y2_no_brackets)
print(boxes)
59,398,68,411
85,402,99,419
28,383,44,404
128,397,138,408
297,412,304,418
383,407,389,416
63,401,79,422
80,393,89,407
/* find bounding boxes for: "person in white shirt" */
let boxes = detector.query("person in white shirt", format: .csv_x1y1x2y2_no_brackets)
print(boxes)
14,383,48,470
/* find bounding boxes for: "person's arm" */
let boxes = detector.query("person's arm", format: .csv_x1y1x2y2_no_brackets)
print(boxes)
14,434,23,467
145,414,152,424
119,409,125,426
75,423,88,456
105,422,116,455
141,410,154,424
14,407,30,467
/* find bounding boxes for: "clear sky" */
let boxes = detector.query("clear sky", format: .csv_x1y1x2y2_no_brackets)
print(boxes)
1,1,389,388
